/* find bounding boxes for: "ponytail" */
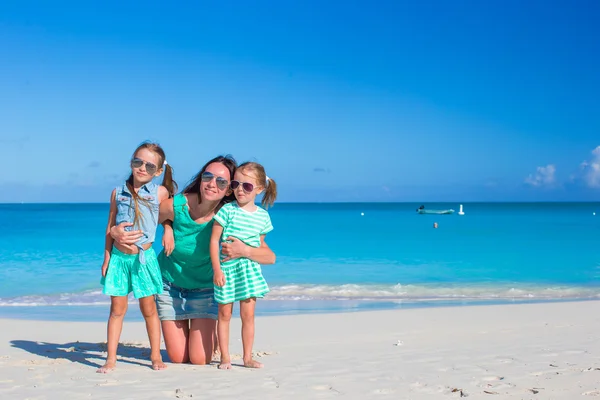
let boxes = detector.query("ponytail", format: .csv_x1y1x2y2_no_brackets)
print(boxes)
161,163,177,198
261,177,278,209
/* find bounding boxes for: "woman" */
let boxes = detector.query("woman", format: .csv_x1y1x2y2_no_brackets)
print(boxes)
111,155,276,364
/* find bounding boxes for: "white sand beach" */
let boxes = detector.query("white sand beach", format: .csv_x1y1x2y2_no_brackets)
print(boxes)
1,300,600,399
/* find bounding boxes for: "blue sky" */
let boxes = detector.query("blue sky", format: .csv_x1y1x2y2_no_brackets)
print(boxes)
1,0,600,202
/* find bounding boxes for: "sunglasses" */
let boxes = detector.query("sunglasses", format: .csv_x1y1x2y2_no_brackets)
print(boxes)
131,158,158,175
201,171,229,190
230,180,255,193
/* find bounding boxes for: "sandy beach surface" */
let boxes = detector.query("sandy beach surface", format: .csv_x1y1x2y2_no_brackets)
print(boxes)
1,300,600,399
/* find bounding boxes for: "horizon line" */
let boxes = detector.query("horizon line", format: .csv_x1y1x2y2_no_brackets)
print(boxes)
2,200,599,205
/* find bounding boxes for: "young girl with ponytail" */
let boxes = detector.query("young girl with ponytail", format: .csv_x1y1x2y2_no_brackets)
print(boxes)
210,161,277,370
98,141,176,373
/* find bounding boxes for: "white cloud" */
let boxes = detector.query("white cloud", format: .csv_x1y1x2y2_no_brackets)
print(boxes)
524,164,556,187
580,146,600,188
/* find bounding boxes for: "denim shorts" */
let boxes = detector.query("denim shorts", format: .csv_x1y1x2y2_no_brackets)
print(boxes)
155,279,218,321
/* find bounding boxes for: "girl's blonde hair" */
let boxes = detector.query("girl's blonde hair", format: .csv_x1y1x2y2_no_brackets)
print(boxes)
238,161,277,208
127,141,177,226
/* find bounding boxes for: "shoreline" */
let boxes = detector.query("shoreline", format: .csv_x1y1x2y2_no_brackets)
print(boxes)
2,300,600,398
1,296,599,322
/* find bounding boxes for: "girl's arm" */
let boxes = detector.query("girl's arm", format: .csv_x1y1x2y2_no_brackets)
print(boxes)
210,222,226,286
221,235,276,265
158,196,174,224
157,187,175,256
101,190,118,277
162,221,175,256
157,186,169,203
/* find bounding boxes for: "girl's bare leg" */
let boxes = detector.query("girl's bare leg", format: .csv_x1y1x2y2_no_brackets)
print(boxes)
97,296,128,373
139,296,166,370
212,321,220,360
161,320,190,363
188,318,217,365
217,303,233,369
240,298,262,368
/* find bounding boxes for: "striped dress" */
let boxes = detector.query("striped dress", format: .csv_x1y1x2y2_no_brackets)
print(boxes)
213,202,273,304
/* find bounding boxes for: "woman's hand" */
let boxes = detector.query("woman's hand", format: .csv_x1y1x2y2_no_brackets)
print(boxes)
221,236,276,264
110,222,143,246
220,237,250,263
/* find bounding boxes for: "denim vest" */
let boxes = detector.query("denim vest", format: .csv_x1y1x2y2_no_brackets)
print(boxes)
115,181,160,264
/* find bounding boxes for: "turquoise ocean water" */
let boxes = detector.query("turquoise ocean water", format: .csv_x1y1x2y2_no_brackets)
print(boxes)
1,202,599,321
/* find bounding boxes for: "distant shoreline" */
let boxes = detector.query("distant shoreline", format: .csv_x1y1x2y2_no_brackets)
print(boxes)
1,297,598,323
1,201,599,205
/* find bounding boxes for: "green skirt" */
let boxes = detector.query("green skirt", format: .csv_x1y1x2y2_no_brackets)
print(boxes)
101,247,162,299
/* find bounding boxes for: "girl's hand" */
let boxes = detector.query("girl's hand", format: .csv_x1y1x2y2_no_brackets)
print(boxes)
220,237,250,263
162,229,175,256
214,270,226,287
101,262,109,278
110,222,143,246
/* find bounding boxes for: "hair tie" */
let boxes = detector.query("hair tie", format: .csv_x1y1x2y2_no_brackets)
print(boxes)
266,175,270,183
164,160,168,166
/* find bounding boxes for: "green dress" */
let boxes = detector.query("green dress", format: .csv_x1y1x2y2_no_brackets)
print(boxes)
158,194,214,289
212,202,273,304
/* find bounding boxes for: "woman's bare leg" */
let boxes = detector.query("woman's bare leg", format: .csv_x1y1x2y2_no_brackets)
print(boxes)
188,318,217,365
161,320,190,363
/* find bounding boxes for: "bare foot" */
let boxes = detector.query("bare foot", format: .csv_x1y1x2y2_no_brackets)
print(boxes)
151,358,167,370
243,358,264,369
218,356,232,370
96,359,116,373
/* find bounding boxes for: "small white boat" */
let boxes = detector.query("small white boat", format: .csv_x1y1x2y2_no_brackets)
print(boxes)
416,209,455,215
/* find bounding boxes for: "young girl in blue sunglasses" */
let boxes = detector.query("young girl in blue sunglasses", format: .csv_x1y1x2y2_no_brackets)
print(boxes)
99,141,176,373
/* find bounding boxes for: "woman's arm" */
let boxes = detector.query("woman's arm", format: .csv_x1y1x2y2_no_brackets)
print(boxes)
221,235,276,265
112,193,174,245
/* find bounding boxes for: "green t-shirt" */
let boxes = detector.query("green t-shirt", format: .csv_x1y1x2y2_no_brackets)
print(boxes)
158,194,215,289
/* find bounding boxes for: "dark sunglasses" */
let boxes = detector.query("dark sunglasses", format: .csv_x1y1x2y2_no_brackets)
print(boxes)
131,158,158,175
201,171,229,190
230,180,255,193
